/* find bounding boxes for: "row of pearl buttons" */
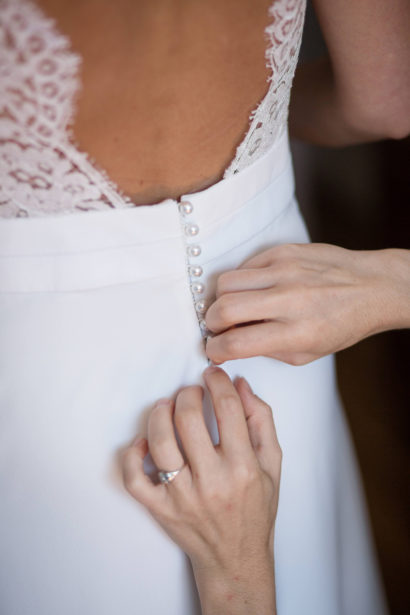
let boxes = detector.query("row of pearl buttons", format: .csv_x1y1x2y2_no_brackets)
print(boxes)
178,199,209,335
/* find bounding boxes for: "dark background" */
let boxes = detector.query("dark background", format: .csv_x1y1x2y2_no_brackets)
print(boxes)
291,4,409,614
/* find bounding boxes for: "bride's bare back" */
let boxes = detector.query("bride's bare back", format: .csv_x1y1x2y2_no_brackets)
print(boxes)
36,0,272,205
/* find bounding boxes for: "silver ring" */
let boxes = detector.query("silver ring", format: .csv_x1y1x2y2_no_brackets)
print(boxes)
157,465,185,485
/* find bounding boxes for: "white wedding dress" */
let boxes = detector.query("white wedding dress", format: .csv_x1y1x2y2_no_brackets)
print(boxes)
0,1,389,614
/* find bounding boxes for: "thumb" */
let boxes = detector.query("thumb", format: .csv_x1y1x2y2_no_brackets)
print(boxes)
234,377,282,482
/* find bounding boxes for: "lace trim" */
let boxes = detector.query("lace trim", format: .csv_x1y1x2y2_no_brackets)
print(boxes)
223,0,306,177
0,0,136,217
0,0,306,218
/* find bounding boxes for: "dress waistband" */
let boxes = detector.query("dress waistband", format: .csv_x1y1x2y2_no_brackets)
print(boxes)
0,129,292,257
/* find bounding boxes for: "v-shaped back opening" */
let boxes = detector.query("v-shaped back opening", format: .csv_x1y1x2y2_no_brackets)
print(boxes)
0,0,306,217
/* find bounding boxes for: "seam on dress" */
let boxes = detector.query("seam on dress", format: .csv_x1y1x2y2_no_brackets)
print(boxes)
201,196,297,267
0,230,182,258
0,270,189,295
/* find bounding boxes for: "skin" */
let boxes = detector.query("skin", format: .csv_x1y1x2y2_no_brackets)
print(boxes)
35,0,410,203
121,366,281,615
289,0,410,145
35,0,272,204
205,245,410,366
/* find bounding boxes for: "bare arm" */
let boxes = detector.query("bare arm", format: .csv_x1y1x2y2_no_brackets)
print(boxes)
289,0,410,145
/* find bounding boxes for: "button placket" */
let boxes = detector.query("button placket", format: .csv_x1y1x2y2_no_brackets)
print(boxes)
177,199,211,340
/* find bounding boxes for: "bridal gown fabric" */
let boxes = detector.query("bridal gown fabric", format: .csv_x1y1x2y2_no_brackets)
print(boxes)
0,1,388,614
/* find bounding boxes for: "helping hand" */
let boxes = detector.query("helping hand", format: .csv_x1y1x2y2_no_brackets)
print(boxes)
121,367,281,575
205,243,410,366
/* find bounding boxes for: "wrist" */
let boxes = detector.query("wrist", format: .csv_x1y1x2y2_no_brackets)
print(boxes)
192,554,276,615
371,248,410,333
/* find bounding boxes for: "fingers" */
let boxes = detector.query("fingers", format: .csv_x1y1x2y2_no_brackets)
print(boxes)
206,320,286,364
233,378,282,483
205,289,278,334
173,385,218,477
147,399,186,472
237,242,305,270
121,437,166,511
203,366,255,464
214,268,277,298
122,371,282,523
237,250,274,269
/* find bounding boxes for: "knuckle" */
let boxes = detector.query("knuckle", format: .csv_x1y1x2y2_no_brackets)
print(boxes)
216,271,233,295
218,393,240,413
216,294,236,324
282,242,299,254
175,385,203,411
273,243,300,263
149,400,172,423
271,243,290,259
288,353,309,366
174,406,197,432
174,389,203,427
232,461,259,485
284,353,301,366
276,259,300,278
222,331,243,356
177,384,203,402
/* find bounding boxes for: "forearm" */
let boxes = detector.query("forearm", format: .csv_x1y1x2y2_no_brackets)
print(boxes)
193,555,277,615
288,57,394,147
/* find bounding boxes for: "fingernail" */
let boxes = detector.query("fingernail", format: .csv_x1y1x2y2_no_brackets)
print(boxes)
240,377,253,395
204,365,220,375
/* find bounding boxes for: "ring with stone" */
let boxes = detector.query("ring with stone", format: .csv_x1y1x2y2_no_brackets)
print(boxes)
157,465,185,485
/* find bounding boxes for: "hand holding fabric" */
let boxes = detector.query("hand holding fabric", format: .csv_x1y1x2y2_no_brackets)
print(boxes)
121,367,281,615
205,244,410,366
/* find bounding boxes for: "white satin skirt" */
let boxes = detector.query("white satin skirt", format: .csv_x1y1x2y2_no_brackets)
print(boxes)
0,130,388,615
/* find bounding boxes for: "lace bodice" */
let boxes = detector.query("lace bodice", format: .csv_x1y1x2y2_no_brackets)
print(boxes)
0,0,306,218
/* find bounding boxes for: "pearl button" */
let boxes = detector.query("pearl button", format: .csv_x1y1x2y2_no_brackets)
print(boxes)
187,244,201,257
185,223,199,236
191,282,204,294
195,300,206,313
189,265,203,277
179,201,193,215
